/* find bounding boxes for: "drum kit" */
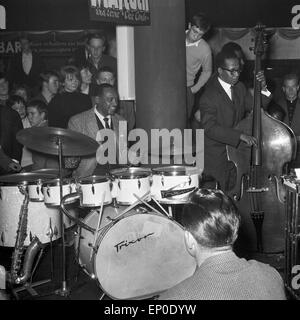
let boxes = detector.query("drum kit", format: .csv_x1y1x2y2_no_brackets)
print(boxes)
0,126,202,300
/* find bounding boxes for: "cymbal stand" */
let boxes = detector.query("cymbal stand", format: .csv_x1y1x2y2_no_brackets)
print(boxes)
55,136,70,297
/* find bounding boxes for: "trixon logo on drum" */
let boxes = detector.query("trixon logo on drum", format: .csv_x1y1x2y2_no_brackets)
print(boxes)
96,121,204,168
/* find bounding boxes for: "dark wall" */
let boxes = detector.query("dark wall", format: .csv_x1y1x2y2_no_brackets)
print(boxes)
1,0,114,31
186,0,299,28
2,0,300,31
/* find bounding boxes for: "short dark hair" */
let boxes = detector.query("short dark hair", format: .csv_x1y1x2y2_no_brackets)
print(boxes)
97,66,115,77
216,50,239,69
222,42,243,54
0,72,8,81
190,13,211,33
282,73,299,85
27,99,48,119
87,32,106,45
40,70,59,83
182,189,240,248
60,65,80,82
6,95,26,108
95,83,116,97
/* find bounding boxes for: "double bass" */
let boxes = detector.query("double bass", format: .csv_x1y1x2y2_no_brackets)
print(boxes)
227,24,297,254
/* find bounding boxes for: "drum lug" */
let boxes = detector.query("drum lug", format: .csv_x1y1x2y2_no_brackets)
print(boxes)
53,226,58,237
188,176,191,186
1,232,5,245
0,187,2,200
149,175,153,187
47,186,50,198
138,179,141,189
109,181,113,192
92,183,95,195
161,175,164,186
118,179,121,190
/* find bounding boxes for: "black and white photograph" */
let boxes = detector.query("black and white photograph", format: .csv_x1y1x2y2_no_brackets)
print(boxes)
0,0,299,306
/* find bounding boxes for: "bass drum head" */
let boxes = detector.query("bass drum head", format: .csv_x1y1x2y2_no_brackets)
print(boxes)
94,212,196,300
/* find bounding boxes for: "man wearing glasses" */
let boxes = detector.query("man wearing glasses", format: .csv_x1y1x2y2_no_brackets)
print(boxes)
199,50,270,191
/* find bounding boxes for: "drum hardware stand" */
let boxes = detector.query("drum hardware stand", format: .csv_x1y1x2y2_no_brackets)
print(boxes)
12,244,52,300
54,136,70,297
89,193,106,261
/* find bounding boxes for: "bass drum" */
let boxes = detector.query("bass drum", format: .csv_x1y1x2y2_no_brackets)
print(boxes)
76,205,196,300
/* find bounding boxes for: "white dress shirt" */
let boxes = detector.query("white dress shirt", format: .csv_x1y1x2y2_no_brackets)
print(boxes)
94,107,111,129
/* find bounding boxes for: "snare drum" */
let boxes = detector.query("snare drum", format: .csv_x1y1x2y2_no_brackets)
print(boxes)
151,166,199,204
112,169,151,205
42,178,77,207
78,175,112,207
76,206,196,299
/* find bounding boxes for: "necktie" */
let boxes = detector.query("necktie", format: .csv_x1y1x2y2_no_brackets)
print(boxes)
230,86,235,104
103,117,110,129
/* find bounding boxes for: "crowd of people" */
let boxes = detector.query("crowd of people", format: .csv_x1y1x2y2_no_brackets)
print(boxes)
0,32,135,176
0,12,297,300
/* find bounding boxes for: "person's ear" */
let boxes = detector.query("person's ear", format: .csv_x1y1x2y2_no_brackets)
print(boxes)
184,230,197,255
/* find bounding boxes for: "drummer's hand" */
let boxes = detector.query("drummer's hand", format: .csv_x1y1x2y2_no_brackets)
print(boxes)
240,133,257,147
8,161,22,172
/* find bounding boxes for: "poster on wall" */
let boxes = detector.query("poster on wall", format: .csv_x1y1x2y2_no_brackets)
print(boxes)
88,0,151,25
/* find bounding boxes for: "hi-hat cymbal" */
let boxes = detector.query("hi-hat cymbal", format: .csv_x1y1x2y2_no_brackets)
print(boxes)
17,127,99,156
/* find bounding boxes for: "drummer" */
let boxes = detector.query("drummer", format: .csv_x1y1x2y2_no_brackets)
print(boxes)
157,189,286,300
68,83,127,178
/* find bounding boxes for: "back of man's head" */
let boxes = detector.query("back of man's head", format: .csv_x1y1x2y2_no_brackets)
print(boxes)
182,189,240,248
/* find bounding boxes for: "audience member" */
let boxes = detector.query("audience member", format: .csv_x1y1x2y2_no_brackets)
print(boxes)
0,73,9,106
158,189,286,300
33,70,60,105
186,13,212,126
47,65,92,128
6,95,32,168
7,34,44,95
79,65,100,97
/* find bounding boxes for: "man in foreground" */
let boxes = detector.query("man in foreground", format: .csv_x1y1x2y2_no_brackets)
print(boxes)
158,189,286,300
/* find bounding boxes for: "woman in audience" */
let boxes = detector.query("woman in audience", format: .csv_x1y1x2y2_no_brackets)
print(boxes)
47,65,92,128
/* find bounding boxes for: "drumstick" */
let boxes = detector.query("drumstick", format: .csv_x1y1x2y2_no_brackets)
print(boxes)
133,193,164,216
96,191,151,233
89,191,106,261
151,196,171,218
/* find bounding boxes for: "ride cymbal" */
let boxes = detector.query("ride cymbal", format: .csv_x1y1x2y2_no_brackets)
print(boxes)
17,127,99,156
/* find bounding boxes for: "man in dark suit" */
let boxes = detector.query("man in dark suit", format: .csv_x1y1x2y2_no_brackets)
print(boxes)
199,50,270,191
7,34,44,95
275,73,300,167
68,84,126,178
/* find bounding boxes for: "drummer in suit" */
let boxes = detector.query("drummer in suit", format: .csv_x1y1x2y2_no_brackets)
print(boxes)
68,84,126,178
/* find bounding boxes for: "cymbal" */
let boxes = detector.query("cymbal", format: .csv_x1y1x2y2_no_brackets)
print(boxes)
0,172,56,184
17,127,99,156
